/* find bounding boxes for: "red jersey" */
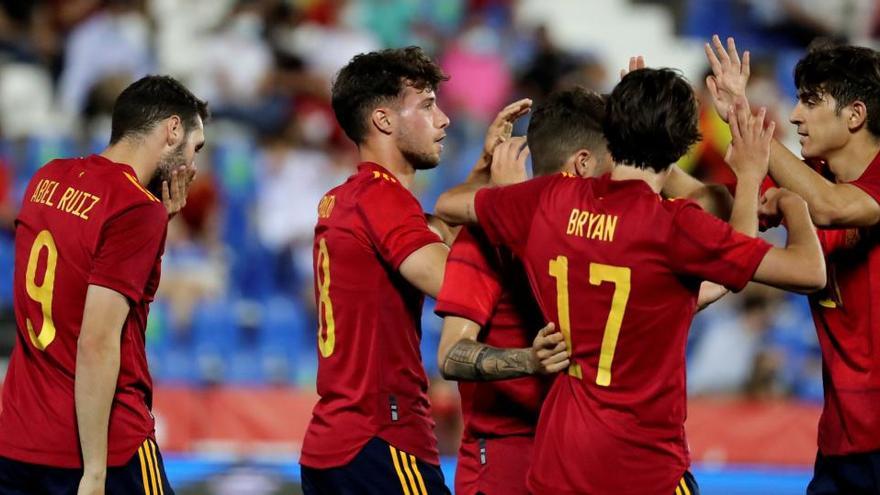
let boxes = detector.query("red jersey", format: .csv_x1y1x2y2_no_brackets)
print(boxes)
0,154,167,468
474,173,772,495
809,151,880,455
434,226,550,439
300,162,443,468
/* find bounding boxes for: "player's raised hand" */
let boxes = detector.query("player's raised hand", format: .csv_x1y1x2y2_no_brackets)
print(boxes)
619,55,646,79
531,323,570,375
482,98,532,161
162,164,196,218
726,96,774,183
704,35,750,123
490,136,530,186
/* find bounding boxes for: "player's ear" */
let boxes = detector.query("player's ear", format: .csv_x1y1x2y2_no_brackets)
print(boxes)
847,100,868,132
165,115,184,146
574,149,594,178
371,107,394,136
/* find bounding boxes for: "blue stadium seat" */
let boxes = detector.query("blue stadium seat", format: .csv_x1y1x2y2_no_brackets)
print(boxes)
259,297,308,384
192,298,240,383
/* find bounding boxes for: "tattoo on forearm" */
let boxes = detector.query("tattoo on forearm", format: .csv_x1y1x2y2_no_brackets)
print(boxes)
442,339,535,381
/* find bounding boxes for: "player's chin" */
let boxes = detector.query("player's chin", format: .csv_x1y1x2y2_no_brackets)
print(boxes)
412,153,441,170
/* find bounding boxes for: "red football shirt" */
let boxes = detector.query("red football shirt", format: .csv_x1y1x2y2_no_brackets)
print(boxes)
434,226,551,439
474,173,772,495
809,151,880,455
0,154,167,468
300,162,443,468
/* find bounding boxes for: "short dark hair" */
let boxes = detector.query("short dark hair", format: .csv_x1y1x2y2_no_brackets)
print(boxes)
527,87,606,176
109,75,209,145
331,46,448,144
795,42,880,136
603,68,700,172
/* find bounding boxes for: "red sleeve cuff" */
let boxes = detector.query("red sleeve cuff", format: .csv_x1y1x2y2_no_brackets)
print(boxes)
434,300,492,328
387,232,443,270
728,241,774,292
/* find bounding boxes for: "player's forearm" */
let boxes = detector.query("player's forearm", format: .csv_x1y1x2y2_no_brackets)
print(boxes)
728,176,761,237
434,182,482,225
441,338,535,381
75,333,121,476
780,196,825,276
769,139,838,225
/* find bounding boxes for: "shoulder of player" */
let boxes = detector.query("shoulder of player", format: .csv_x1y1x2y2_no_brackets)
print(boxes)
353,168,421,207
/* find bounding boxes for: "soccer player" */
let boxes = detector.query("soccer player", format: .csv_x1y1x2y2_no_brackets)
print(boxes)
0,75,207,495
435,68,826,494
705,35,880,495
301,46,544,495
434,88,605,495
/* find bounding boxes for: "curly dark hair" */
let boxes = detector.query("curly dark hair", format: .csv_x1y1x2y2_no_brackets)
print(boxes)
795,41,880,137
603,68,700,172
527,87,606,176
331,46,449,144
109,75,209,145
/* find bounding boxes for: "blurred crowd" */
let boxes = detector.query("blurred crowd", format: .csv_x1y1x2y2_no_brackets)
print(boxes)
0,0,877,415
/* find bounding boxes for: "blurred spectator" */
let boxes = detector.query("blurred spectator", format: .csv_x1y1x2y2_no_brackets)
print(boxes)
688,286,787,396
440,17,512,122
58,0,154,116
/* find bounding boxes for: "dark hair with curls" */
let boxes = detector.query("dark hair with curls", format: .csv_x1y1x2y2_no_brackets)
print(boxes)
331,46,449,144
603,68,700,172
795,41,880,137
109,75,209,145
527,87,607,176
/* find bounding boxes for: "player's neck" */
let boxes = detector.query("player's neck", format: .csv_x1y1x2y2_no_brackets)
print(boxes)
99,141,158,186
358,142,416,189
825,134,880,183
610,164,668,194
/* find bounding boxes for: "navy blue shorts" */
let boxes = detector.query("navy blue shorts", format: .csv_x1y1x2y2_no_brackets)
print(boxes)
675,471,700,495
807,450,880,495
301,437,450,495
0,438,174,495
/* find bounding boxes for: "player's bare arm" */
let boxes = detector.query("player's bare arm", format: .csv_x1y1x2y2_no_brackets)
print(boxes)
435,137,530,225
75,285,131,494
399,242,449,298
726,97,775,237
663,166,734,219
767,139,880,227
425,213,459,246
753,187,826,292
438,317,568,381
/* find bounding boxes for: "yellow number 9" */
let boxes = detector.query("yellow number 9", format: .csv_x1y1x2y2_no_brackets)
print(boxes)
25,230,58,351
316,238,336,357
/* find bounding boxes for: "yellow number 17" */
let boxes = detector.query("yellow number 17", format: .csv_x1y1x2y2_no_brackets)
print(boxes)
548,256,631,386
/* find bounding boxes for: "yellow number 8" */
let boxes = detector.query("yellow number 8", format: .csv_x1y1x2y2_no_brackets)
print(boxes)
316,238,336,357
25,230,58,351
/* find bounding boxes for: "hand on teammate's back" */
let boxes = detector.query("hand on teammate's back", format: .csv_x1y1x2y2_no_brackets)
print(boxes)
490,136,530,186
530,323,570,375
704,34,750,123
726,97,774,183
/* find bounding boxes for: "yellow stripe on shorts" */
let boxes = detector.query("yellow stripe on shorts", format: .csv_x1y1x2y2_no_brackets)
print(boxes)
137,444,151,495
389,446,411,495
408,453,428,495
148,440,165,495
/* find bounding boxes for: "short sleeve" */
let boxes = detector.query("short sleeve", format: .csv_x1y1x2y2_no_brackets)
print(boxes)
474,174,557,253
434,226,503,327
88,202,167,303
357,182,442,270
668,202,773,291
850,158,880,206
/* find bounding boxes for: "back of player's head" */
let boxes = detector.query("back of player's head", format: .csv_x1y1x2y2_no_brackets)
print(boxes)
527,87,607,176
109,75,209,145
795,41,880,136
603,68,700,172
331,46,448,144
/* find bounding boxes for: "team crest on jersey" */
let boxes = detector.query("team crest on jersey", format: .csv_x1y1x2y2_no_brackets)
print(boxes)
318,194,336,218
